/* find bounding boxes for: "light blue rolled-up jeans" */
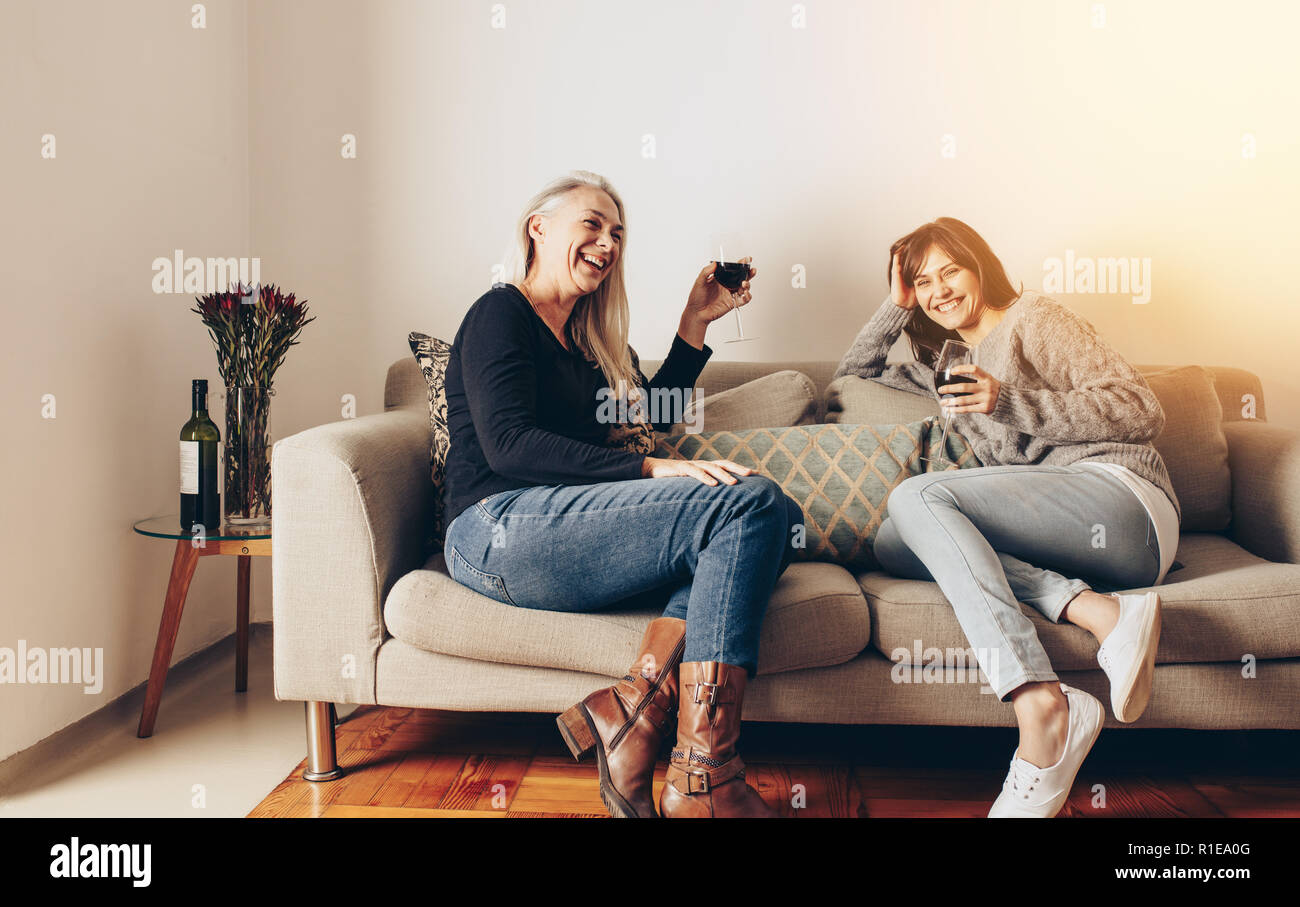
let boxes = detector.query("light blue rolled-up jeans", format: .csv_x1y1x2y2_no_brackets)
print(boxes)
872,463,1162,701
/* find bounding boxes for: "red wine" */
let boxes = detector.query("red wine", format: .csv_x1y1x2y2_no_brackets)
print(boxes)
180,379,221,533
712,261,751,291
934,370,977,396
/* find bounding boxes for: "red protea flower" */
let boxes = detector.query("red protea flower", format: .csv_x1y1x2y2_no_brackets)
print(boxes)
193,280,315,388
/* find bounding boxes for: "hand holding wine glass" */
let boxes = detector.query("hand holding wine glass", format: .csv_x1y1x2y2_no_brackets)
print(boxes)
686,256,756,325
937,363,1001,415
920,338,973,466
703,231,757,342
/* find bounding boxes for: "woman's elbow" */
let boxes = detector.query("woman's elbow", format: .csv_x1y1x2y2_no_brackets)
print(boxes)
480,432,523,478
1131,403,1165,443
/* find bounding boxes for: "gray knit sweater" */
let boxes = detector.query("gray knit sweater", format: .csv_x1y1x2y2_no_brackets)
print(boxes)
834,291,1181,524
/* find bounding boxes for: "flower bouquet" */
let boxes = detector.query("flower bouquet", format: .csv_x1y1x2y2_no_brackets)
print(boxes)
191,283,315,527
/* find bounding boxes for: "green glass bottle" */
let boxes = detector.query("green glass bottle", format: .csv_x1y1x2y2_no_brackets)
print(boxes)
180,379,221,533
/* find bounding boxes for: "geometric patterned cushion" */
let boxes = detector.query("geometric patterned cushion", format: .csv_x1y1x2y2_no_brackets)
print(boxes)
407,332,452,545
654,420,978,571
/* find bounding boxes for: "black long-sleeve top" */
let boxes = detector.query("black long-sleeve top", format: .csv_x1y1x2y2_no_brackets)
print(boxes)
442,283,713,528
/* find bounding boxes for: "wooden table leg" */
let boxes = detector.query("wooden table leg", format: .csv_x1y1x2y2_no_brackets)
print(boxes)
236,554,250,693
138,539,201,738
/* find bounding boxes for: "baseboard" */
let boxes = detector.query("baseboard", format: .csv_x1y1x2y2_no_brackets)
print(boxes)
0,621,274,791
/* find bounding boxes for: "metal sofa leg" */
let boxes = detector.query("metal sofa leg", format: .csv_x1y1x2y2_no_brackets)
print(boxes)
303,701,343,782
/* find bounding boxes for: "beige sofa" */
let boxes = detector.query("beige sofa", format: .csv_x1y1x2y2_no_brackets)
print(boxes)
271,356,1300,780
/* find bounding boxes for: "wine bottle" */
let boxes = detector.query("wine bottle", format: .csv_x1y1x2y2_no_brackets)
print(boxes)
180,379,221,534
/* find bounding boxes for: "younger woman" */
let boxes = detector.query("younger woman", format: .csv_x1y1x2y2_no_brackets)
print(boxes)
836,217,1178,818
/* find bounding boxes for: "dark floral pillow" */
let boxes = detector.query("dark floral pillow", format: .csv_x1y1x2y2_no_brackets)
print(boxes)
408,332,452,544
602,345,656,455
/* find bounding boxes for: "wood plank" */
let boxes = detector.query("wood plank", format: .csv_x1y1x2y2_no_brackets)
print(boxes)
322,805,504,818
367,752,470,808
402,754,471,809
1190,782,1300,818
506,811,608,819
1059,776,1226,818
435,754,533,812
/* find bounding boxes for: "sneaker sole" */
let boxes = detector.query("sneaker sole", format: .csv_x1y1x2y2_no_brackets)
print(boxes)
1113,593,1162,723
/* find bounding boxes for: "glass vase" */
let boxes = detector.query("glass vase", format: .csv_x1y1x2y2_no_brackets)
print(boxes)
223,386,275,529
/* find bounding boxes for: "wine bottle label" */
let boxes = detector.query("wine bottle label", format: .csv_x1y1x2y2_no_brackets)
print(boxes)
180,440,199,494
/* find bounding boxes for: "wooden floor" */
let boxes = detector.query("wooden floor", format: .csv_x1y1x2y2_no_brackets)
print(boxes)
249,705,1300,818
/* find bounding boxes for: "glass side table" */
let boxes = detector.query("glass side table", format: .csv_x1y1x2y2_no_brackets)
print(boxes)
131,516,272,738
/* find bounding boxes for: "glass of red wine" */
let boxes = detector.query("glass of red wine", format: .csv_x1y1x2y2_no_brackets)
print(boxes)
707,232,755,343
920,339,974,466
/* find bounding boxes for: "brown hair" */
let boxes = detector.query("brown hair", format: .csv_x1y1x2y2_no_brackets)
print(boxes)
891,217,1023,369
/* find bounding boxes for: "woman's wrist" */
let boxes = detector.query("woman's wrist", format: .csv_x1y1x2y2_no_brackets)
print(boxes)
676,312,708,350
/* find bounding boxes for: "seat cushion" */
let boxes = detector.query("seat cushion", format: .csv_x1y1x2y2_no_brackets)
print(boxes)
654,422,978,571
858,533,1300,671
384,558,870,678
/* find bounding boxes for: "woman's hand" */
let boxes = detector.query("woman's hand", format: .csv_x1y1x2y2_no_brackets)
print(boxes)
890,252,918,310
938,363,1001,415
683,257,756,325
641,456,756,486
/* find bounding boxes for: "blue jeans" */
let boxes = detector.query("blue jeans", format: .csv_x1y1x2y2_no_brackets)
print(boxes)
872,464,1162,701
442,476,805,676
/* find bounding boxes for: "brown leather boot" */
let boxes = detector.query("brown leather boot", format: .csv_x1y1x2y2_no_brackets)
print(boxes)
659,661,778,818
556,617,686,818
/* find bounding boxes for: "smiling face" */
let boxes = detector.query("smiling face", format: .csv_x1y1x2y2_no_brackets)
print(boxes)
910,244,985,333
526,186,623,298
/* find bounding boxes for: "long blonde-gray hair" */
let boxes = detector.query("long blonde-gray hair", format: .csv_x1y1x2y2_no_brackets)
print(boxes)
501,171,640,399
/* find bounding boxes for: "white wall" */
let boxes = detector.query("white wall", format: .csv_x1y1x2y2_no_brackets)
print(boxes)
5,0,1297,761
250,0,1298,439
1,0,252,761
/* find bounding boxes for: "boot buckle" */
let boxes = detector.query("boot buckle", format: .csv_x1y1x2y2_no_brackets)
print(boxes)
687,770,711,793
693,681,719,706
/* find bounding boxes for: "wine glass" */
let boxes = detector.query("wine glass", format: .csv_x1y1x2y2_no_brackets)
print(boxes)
706,231,756,343
920,339,974,466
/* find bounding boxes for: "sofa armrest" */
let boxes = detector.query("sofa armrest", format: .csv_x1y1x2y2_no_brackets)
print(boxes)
271,407,434,704
1223,420,1300,564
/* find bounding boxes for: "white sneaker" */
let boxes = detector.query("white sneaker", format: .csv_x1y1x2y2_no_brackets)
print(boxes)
987,683,1104,818
1096,591,1162,723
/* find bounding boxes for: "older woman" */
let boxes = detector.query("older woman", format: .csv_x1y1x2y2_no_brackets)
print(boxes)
837,217,1179,818
442,171,803,818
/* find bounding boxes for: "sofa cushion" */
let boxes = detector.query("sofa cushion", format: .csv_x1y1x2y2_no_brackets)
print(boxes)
654,422,978,570
407,332,452,544
662,369,818,434
859,533,1300,671
384,558,871,678
1141,365,1231,531
826,375,941,425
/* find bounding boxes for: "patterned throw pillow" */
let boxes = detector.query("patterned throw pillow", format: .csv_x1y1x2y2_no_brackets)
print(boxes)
602,344,657,455
654,420,978,571
408,332,452,544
